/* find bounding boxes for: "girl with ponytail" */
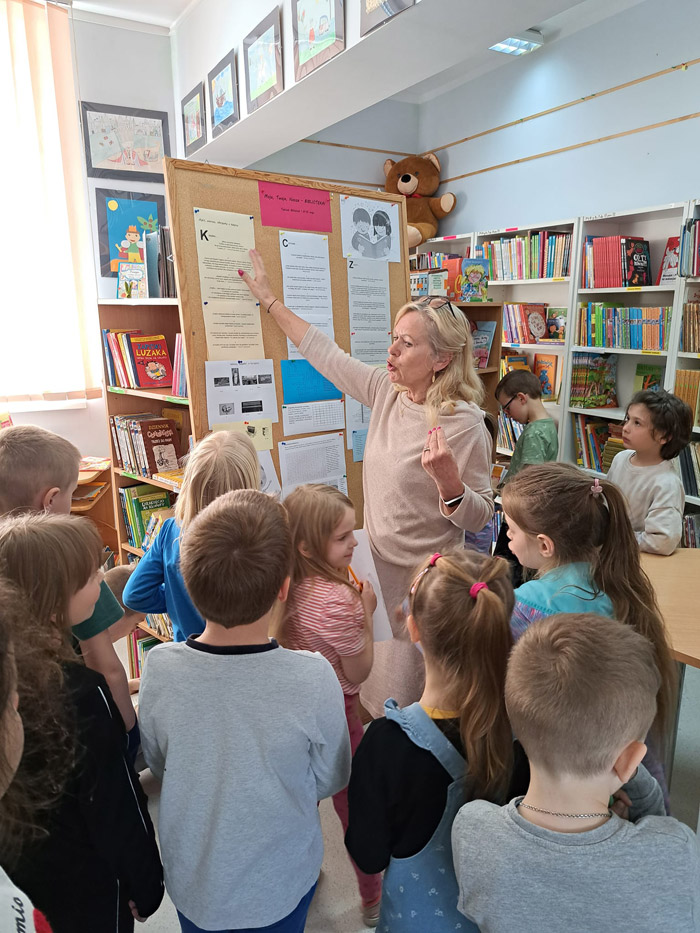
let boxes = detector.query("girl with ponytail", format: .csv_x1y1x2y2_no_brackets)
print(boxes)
345,549,528,933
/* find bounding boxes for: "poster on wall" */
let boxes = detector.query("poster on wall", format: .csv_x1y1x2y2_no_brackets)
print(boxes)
80,102,170,183
243,9,283,113
207,49,239,138
181,82,207,158
292,0,344,81
360,0,414,36
340,195,400,262
95,188,166,278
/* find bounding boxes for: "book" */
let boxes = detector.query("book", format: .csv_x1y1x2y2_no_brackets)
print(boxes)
471,320,497,369
152,467,185,491
117,261,148,299
570,352,618,409
455,258,489,302
580,235,651,288
633,363,664,393
118,484,171,548
129,335,174,388
141,506,175,550
656,236,680,285
544,308,566,342
534,354,558,399
138,418,181,476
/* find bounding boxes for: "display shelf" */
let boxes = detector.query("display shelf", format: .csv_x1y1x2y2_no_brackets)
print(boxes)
115,469,181,494
107,386,189,405
579,286,675,294
488,277,570,286
496,446,514,457
568,406,626,420
678,352,700,359
70,483,111,514
686,495,700,507
98,298,179,306
571,346,668,356
121,543,145,558
502,342,567,350
137,621,170,643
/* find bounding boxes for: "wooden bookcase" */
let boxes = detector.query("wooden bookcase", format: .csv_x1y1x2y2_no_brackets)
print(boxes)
70,464,118,555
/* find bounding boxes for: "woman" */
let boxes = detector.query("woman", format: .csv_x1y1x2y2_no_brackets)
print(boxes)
240,250,493,716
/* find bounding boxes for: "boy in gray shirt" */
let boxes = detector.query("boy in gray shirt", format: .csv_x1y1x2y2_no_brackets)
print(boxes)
138,489,351,932
452,612,700,933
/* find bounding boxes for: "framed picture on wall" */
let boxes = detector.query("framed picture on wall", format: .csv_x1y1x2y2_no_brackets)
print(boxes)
243,9,283,113
292,0,344,81
80,101,170,183
360,0,414,36
207,49,239,138
181,82,207,158
95,188,166,278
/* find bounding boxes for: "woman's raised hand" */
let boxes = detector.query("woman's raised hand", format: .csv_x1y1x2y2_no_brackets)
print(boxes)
421,426,463,502
238,249,275,310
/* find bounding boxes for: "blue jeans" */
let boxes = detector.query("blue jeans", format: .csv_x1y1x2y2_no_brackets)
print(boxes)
177,883,317,933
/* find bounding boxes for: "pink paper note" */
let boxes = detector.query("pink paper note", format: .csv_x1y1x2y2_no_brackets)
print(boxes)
258,181,332,233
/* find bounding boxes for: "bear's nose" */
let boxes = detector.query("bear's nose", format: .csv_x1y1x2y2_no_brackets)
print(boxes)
400,174,413,184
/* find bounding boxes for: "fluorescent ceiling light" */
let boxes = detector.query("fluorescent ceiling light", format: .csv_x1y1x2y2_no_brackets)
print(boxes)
489,29,544,55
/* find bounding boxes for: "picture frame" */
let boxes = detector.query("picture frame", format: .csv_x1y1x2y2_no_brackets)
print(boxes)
80,101,170,183
359,0,414,36
207,49,240,138
95,188,166,278
181,82,207,158
292,0,344,81
243,9,283,113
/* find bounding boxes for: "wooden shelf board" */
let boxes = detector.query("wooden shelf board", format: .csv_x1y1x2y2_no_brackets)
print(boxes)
70,483,111,513
571,346,668,356
137,621,171,643
116,469,181,494
477,367,499,375
98,298,179,306
107,386,189,405
569,406,626,420
121,543,145,558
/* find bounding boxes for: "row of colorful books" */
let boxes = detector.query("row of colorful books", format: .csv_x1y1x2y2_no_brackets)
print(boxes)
118,484,172,549
571,415,625,473
102,328,180,393
502,303,567,345
408,250,464,271
473,231,572,281
681,303,700,353
126,631,160,679
682,513,700,549
110,412,182,478
679,219,700,278
497,412,524,452
674,370,700,426
171,334,187,398
581,236,652,288
152,468,185,492
569,353,618,409
575,304,672,351
678,444,700,498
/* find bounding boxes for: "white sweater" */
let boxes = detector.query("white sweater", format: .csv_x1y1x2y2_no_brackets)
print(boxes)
606,450,684,555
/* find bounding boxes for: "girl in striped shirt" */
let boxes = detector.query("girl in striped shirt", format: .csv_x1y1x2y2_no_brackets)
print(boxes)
283,484,382,927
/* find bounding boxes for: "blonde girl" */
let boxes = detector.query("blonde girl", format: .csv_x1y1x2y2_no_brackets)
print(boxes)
346,549,527,933
283,484,382,926
0,512,163,932
502,462,675,802
123,431,259,642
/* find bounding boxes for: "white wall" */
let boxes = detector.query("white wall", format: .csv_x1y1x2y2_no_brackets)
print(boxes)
419,0,700,233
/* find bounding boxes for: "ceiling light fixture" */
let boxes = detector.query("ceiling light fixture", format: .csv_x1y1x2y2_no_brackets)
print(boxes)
489,29,544,55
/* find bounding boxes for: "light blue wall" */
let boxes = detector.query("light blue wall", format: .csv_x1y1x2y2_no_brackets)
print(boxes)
419,0,700,233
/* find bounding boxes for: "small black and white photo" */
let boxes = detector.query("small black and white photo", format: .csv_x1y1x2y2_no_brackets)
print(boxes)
242,400,264,413
219,402,235,416
214,376,230,388
258,373,273,385
242,375,258,386
231,367,240,386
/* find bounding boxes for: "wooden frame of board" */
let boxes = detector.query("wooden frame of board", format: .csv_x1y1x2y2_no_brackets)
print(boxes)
162,158,411,512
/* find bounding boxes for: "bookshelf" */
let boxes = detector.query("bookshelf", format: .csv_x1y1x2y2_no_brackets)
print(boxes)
70,464,118,555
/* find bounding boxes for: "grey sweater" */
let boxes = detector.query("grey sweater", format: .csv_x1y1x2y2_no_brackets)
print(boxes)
452,765,700,932
138,638,351,929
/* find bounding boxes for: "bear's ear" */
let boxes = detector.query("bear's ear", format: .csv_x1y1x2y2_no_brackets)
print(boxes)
424,152,441,173
384,159,396,177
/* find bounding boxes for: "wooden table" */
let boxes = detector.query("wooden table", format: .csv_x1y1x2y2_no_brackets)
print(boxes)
642,550,700,669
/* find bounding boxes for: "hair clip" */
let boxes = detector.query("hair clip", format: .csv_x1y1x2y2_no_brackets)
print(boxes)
429,553,442,566
410,553,442,596
590,478,604,497
470,582,488,598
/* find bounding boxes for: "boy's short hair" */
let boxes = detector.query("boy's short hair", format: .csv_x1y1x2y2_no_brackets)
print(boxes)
506,613,660,777
180,489,291,628
104,564,135,612
495,369,542,401
627,389,692,459
0,425,80,514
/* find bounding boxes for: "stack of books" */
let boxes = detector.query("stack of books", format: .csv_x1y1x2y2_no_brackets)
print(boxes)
473,230,572,281
110,412,181,477
171,334,188,398
152,467,185,492
681,302,700,352
581,236,652,288
576,304,672,350
497,412,524,452
102,329,174,391
571,416,625,473
408,250,464,271
569,353,618,409
673,370,700,425
118,484,171,549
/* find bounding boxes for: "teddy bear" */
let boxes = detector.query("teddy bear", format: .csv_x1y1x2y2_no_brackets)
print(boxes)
383,153,456,247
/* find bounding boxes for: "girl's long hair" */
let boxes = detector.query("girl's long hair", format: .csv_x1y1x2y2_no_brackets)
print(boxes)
393,300,484,426
409,549,515,799
0,513,103,864
502,462,675,741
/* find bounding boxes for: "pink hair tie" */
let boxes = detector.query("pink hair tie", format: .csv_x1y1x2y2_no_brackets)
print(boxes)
429,553,442,566
590,478,604,497
470,582,488,598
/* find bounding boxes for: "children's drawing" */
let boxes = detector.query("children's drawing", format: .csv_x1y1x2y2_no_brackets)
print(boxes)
96,188,165,278
181,83,207,158
296,0,337,65
248,25,277,100
81,102,169,183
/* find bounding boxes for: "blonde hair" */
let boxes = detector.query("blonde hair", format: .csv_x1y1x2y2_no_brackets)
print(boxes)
409,549,515,799
284,484,357,593
506,613,660,777
0,512,103,637
502,462,675,741
394,299,484,425
174,431,260,530
180,489,291,628
0,425,80,514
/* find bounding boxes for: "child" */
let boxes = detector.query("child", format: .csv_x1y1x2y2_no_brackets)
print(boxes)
138,489,350,933
0,425,134,733
0,512,163,932
104,564,145,694
606,388,692,554
345,550,529,933
452,613,699,932
123,430,259,642
283,484,382,926
493,369,559,585
502,461,676,797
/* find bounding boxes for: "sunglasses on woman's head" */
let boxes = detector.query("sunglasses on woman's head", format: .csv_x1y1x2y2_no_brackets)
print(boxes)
418,297,459,319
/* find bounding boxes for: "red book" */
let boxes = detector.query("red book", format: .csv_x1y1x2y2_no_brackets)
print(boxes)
128,334,174,388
